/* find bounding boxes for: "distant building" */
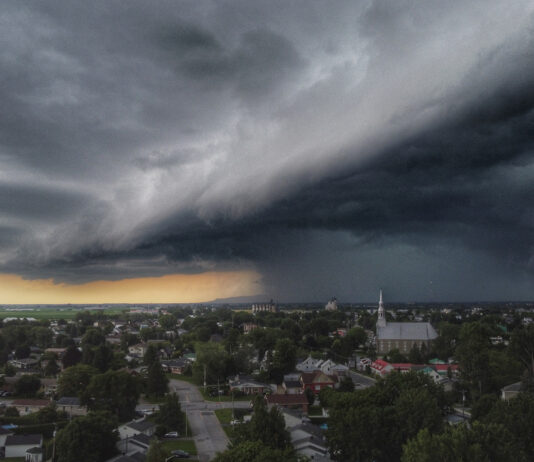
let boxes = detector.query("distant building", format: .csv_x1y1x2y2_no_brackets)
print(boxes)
325,297,338,311
252,300,277,313
376,290,438,354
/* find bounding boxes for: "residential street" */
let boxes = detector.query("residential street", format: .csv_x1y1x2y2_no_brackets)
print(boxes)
168,379,234,462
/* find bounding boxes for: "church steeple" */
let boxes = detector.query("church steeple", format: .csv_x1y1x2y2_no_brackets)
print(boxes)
377,289,386,328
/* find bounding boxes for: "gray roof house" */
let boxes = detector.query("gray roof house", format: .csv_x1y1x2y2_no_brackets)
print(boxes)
501,381,522,401
5,434,43,460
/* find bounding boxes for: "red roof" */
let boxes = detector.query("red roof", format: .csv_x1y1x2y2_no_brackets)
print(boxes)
12,399,49,406
391,363,414,369
434,364,458,372
266,394,308,405
371,360,392,372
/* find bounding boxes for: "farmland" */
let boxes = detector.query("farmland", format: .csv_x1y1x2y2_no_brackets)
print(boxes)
0,306,131,320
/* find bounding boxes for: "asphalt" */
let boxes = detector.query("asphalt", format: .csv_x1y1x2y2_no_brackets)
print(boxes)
169,379,235,461
348,370,376,389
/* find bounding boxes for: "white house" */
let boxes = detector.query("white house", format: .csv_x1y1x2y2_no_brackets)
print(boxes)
5,434,42,459
118,418,156,440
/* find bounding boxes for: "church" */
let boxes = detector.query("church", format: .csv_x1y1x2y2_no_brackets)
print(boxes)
375,290,438,354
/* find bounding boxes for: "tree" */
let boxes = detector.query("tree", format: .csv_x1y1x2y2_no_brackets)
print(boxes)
455,322,492,398
483,392,534,459
326,372,446,461
146,360,168,398
62,345,82,368
159,314,177,331
509,324,534,389
57,364,98,397
338,376,355,393
31,326,53,349
14,374,41,398
144,344,159,366
146,439,166,462
213,441,299,462
270,338,297,382
156,393,185,434
402,423,523,462
44,357,60,377
192,342,231,386
81,328,106,348
55,411,119,462
83,370,141,421
233,396,292,451
90,344,114,372
304,386,316,405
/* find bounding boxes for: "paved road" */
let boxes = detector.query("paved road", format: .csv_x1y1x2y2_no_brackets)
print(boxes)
348,370,376,389
169,379,232,462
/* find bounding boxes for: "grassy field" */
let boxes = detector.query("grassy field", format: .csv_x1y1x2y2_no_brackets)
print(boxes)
214,408,236,438
0,307,130,320
167,374,198,385
160,438,197,456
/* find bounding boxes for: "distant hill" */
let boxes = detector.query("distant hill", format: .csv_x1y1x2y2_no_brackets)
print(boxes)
208,294,267,304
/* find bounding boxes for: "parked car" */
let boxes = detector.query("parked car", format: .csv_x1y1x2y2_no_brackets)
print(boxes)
171,449,190,458
164,431,179,438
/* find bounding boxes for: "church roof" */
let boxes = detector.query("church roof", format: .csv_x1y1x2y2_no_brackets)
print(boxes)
377,322,438,341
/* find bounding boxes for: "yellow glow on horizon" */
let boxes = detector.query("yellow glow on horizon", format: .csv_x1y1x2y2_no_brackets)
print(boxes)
0,271,263,304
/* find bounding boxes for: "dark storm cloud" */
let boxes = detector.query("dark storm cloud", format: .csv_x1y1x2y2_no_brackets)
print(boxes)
1,0,534,300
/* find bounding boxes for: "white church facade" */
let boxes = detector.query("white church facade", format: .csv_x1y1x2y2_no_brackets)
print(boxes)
375,290,438,354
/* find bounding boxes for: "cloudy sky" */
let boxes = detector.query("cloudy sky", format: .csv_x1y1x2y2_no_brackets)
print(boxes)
1,0,534,303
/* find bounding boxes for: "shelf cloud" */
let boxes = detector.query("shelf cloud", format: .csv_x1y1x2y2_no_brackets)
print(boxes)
1,0,534,301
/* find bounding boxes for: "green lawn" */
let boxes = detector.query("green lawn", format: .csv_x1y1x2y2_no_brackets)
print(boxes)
167,374,198,385
198,387,251,402
0,307,129,320
214,408,236,438
160,438,197,456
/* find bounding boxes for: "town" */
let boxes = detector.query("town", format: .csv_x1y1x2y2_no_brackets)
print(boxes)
0,293,532,461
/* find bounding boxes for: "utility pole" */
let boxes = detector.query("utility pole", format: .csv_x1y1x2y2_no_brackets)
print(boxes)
51,424,57,462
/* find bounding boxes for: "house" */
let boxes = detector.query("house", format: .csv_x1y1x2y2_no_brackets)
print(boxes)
118,418,156,440
25,446,44,462
40,378,58,397
56,397,87,416
370,360,394,377
242,323,258,334
161,358,189,375
107,452,146,462
296,356,323,372
266,394,309,413
290,423,331,461
0,427,14,447
5,434,42,459
391,363,414,373
501,382,522,401
282,379,303,395
128,344,148,358
357,357,372,371
115,433,154,454
320,359,348,377
300,371,337,395
228,375,270,395
9,358,39,370
11,399,50,416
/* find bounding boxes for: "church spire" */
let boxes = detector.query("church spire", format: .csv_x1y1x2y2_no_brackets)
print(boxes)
377,289,386,328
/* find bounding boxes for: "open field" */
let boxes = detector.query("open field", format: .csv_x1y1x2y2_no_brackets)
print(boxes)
0,307,130,320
